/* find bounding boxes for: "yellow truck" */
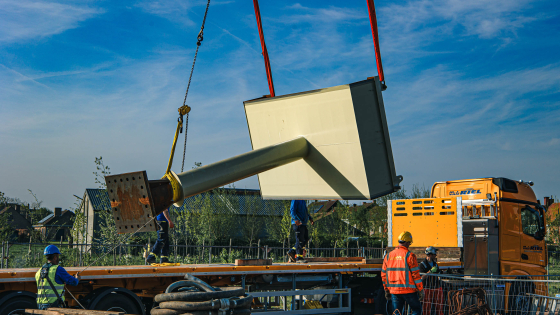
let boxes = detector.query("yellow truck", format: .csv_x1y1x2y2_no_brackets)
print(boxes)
389,177,547,278
388,177,549,313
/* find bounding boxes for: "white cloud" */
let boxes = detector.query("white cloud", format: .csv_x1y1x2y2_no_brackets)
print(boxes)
378,0,543,59
0,0,103,42
548,138,560,146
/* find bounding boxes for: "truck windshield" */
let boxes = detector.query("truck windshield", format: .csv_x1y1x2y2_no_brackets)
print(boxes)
521,206,545,240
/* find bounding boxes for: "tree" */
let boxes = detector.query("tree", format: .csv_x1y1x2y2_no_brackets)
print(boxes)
409,183,431,199
241,192,265,247
27,189,52,226
94,156,111,189
70,195,88,245
547,195,559,244
0,209,12,243
265,200,291,247
92,157,120,262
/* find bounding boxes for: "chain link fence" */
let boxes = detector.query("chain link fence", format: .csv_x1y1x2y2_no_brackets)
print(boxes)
0,241,385,269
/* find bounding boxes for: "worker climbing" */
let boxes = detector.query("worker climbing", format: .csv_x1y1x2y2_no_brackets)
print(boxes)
382,231,424,315
287,200,314,263
36,245,81,309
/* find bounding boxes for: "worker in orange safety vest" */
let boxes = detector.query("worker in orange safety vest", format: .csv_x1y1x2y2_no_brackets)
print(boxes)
382,231,424,315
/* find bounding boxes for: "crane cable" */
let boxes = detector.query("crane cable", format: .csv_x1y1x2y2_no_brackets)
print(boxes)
180,0,211,173
66,4,213,307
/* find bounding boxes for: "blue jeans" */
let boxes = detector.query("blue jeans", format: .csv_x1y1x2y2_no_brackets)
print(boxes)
152,221,169,257
392,292,422,315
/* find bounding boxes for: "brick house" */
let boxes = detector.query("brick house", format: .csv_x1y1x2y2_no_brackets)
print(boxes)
33,207,75,241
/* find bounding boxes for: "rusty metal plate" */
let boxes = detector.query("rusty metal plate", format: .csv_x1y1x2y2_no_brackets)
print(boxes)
105,171,157,234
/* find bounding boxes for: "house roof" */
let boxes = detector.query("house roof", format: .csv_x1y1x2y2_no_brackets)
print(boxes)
83,188,286,216
35,210,74,227
37,214,54,224
85,188,111,211
0,206,33,230
173,188,286,216
308,201,340,214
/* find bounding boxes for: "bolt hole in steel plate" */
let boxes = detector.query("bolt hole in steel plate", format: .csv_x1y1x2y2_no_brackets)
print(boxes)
105,170,157,233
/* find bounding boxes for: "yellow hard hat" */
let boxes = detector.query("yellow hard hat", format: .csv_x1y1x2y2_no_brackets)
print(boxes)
398,231,413,243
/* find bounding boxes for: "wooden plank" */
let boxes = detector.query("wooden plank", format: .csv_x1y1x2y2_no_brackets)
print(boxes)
48,309,124,315
304,257,363,263
235,259,272,266
362,258,383,264
25,310,61,315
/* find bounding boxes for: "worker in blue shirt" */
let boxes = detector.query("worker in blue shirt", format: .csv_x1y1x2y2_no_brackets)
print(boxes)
287,200,314,263
35,245,80,309
147,208,175,264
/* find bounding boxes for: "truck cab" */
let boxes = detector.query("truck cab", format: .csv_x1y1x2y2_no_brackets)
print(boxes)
431,177,547,276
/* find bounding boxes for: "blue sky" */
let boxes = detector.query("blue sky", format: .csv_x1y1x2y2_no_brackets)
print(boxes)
1,0,559,210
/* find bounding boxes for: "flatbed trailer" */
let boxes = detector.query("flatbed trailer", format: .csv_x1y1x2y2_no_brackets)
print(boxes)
0,260,462,315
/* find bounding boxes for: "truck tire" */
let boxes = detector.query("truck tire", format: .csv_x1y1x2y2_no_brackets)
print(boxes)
0,295,36,315
93,293,141,314
374,287,391,315
508,279,533,314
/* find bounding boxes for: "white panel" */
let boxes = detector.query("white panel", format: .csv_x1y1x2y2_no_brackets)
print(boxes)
457,197,463,247
245,84,370,199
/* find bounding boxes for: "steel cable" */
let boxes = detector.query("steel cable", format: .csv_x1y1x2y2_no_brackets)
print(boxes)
181,0,210,172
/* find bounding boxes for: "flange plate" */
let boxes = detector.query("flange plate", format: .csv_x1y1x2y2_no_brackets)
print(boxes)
106,171,157,234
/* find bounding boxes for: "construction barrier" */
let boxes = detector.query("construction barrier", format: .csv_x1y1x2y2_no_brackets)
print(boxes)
389,273,560,315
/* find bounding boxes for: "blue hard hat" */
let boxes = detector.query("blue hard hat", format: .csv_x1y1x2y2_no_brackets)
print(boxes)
44,245,61,255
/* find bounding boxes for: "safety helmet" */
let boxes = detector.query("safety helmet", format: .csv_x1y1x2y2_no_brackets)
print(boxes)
425,246,438,255
398,231,413,244
44,245,61,256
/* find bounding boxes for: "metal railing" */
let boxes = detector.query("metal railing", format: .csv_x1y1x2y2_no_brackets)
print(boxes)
396,273,560,315
0,241,385,269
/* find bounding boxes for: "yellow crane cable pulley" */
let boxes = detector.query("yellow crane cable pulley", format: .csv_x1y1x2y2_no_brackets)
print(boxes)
163,105,191,203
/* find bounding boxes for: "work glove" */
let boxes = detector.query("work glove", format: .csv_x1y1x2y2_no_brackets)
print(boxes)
385,290,391,301
418,290,425,302
430,265,439,273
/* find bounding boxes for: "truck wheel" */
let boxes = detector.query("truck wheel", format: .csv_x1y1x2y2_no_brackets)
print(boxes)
93,294,141,314
508,280,533,314
374,287,392,315
0,296,36,315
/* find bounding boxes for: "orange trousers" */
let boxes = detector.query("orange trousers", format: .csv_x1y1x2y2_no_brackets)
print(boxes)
422,288,444,315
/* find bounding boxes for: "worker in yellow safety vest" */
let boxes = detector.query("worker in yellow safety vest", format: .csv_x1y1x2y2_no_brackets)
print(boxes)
35,245,80,309
381,231,424,315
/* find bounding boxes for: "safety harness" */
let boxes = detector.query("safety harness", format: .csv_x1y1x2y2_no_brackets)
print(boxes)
37,263,65,308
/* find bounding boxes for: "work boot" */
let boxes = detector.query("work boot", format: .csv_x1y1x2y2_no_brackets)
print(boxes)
160,256,173,264
146,254,156,264
287,249,296,263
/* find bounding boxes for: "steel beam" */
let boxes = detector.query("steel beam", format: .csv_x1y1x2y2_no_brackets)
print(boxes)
175,136,308,203
106,137,308,231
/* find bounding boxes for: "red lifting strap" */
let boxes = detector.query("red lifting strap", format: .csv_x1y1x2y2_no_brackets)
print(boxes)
253,0,276,97
366,0,385,85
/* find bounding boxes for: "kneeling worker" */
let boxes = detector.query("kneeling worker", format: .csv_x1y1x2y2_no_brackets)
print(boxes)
381,231,424,315
36,245,80,309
